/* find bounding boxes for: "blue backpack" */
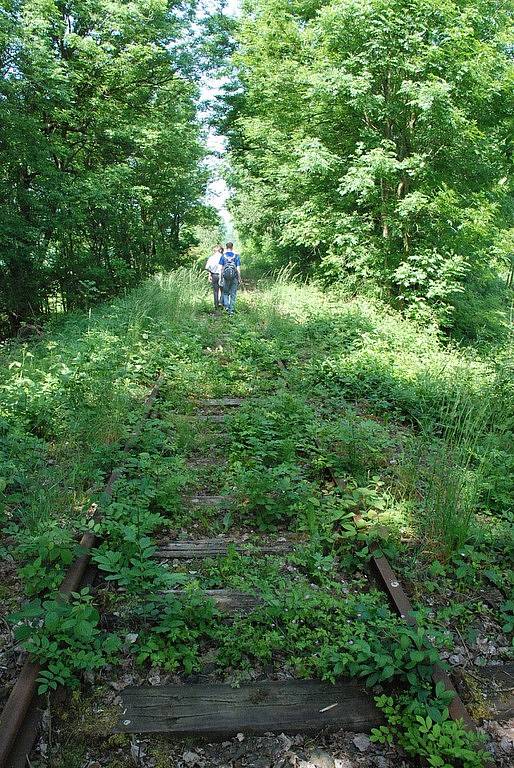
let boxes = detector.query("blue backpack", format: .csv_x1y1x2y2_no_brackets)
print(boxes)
223,253,239,286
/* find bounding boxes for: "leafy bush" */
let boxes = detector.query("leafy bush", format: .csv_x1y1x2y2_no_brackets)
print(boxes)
214,582,444,688
15,522,80,595
305,415,392,479
373,689,489,768
93,537,182,594
10,589,121,693
225,0,511,335
228,392,314,467
230,461,316,529
132,589,219,673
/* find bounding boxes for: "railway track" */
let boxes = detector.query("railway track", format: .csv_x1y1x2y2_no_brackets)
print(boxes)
276,359,474,730
0,377,163,767
0,350,481,767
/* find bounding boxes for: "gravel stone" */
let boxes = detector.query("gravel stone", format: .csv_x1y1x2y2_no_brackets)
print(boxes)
278,733,293,751
305,750,336,768
353,734,371,752
182,750,202,766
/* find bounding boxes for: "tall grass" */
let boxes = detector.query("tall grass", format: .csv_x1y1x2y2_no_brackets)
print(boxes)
0,269,209,538
410,385,494,560
268,262,305,285
143,270,205,322
3,267,510,561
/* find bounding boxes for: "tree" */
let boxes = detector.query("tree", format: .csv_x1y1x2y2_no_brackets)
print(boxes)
0,0,210,333
223,0,513,329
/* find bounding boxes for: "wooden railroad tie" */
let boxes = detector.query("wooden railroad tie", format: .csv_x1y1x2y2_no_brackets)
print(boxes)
190,495,232,508
190,397,244,421
164,589,262,615
197,398,244,407
195,414,226,423
115,679,384,735
155,537,294,559
105,590,263,626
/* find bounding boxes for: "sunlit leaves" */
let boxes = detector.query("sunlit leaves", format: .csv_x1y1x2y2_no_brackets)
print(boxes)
225,0,512,332
0,0,210,333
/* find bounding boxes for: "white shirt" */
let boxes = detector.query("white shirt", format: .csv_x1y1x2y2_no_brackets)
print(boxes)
205,254,222,275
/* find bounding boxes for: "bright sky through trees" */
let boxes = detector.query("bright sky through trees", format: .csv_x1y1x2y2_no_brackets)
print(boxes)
202,0,241,237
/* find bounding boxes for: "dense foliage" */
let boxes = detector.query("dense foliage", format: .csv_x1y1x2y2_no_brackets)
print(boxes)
1,1,513,764
0,0,212,335
1,273,511,766
222,0,513,333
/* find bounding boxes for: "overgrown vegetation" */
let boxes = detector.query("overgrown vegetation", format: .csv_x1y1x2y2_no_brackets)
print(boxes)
0,0,215,335
1,272,512,767
1,5,513,768
221,0,513,335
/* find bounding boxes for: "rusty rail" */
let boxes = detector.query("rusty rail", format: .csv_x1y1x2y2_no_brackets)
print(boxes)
0,377,163,768
276,358,475,730
1,354,477,765
371,554,474,727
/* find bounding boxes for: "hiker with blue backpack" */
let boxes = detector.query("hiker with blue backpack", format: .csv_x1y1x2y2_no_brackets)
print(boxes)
219,242,241,315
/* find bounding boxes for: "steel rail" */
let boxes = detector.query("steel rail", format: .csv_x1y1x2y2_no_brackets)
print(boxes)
0,353,477,765
276,359,475,730
0,377,163,768
370,553,474,727
330,473,472,724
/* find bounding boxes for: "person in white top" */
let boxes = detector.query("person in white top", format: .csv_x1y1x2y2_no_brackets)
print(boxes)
205,244,223,309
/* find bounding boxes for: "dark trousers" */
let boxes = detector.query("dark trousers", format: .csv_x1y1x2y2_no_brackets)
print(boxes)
222,278,238,313
211,273,221,308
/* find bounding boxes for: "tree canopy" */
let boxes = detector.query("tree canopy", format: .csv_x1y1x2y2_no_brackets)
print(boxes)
2,0,512,337
0,0,212,333
222,0,513,332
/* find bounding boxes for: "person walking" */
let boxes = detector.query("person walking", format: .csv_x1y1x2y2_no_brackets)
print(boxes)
219,242,241,315
205,244,223,309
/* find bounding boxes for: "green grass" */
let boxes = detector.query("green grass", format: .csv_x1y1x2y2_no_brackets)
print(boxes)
1,268,512,767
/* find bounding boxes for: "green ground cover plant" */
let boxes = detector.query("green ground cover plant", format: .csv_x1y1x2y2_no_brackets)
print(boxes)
1,273,207,548
131,588,220,674
1,271,512,768
373,689,489,768
10,588,122,694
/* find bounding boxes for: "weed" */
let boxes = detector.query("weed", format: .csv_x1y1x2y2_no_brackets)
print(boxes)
9,589,121,693
132,589,219,673
373,687,489,767
14,522,80,595
2,271,511,768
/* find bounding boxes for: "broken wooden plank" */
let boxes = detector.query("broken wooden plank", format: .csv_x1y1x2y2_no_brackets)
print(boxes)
115,679,383,735
165,589,262,615
155,537,294,559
